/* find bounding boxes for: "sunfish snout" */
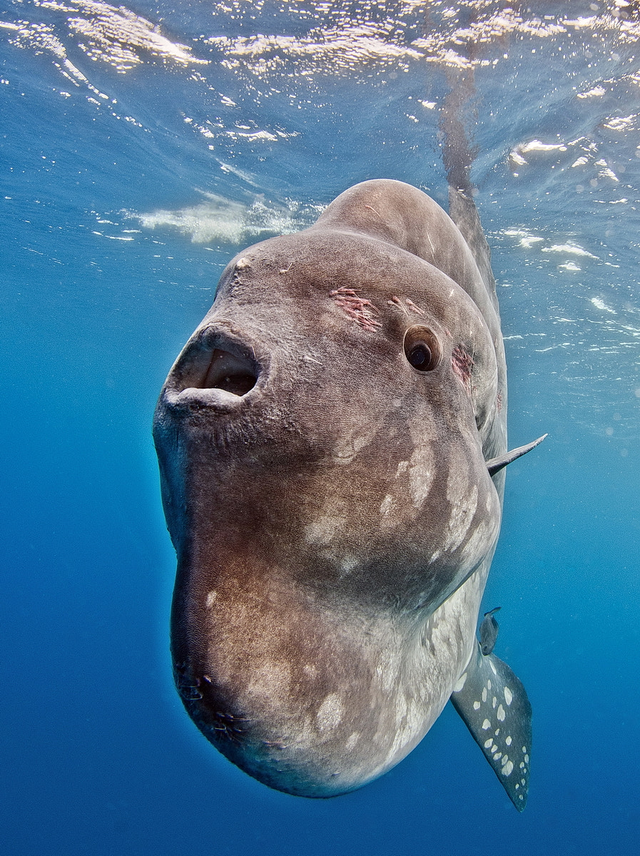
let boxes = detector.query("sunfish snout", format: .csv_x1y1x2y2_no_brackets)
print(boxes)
160,324,266,413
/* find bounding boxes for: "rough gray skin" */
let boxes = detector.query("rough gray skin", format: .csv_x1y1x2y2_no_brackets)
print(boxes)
153,179,509,798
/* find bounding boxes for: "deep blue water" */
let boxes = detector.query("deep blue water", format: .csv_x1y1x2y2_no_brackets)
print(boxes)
2,1,640,853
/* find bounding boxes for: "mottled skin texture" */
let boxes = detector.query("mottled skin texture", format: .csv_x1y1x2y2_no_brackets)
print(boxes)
154,179,508,797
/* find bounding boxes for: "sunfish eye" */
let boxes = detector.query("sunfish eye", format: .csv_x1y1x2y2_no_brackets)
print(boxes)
408,342,432,369
403,325,441,372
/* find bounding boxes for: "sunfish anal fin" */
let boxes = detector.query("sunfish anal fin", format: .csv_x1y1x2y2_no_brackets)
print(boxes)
450,643,532,811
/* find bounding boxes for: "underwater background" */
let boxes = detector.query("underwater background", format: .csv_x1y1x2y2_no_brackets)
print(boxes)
2,1,639,853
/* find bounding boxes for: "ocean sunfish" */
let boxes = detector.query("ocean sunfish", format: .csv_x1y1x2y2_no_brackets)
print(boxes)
153,179,539,810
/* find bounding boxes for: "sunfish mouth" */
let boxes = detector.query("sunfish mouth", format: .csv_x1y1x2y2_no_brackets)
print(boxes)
163,329,262,412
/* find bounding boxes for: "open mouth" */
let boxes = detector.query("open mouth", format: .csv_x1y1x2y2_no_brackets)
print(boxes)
202,349,258,396
164,330,262,409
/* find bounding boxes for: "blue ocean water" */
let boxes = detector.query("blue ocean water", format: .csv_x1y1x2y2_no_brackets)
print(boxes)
2,1,639,853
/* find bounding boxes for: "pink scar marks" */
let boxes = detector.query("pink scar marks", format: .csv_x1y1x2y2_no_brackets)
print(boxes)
387,296,426,317
330,287,382,331
405,298,425,317
452,345,474,390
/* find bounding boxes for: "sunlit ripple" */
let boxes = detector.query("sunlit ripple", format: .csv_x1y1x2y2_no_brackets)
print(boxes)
7,0,206,73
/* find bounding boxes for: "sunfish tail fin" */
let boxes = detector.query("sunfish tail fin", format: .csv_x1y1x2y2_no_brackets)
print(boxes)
451,643,532,811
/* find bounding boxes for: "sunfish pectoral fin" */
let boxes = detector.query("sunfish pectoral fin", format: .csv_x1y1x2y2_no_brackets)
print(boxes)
485,434,548,476
450,643,532,811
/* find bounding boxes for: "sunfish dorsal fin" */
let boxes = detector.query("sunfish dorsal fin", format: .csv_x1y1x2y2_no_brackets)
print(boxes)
486,434,547,476
450,643,532,811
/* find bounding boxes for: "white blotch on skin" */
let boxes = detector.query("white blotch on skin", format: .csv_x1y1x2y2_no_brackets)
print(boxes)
408,446,435,509
473,701,481,710
459,518,490,566
395,693,408,724
504,686,513,705
333,418,382,462
305,512,343,545
506,736,512,746
340,555,358,573
374,647,398,693
205,591,217,608
443,466,478,553
492,696,497,708
525,754,530,764
316,693,344,732
453,671,467,692
484,738,493,748
248,661,291,703
482,687,487,702
482,719,491,730
502,760,514,776
379,494,396,516
497,704,505,721
345,732,360,751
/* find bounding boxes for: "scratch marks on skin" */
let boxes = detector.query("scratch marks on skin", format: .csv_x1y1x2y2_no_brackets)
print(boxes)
364,204,383,220
405,298,425,317
330,287,381,331
387,295,426,317
452,345,474,391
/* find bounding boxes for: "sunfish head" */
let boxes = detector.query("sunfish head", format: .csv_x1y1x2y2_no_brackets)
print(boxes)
153,180,506,797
